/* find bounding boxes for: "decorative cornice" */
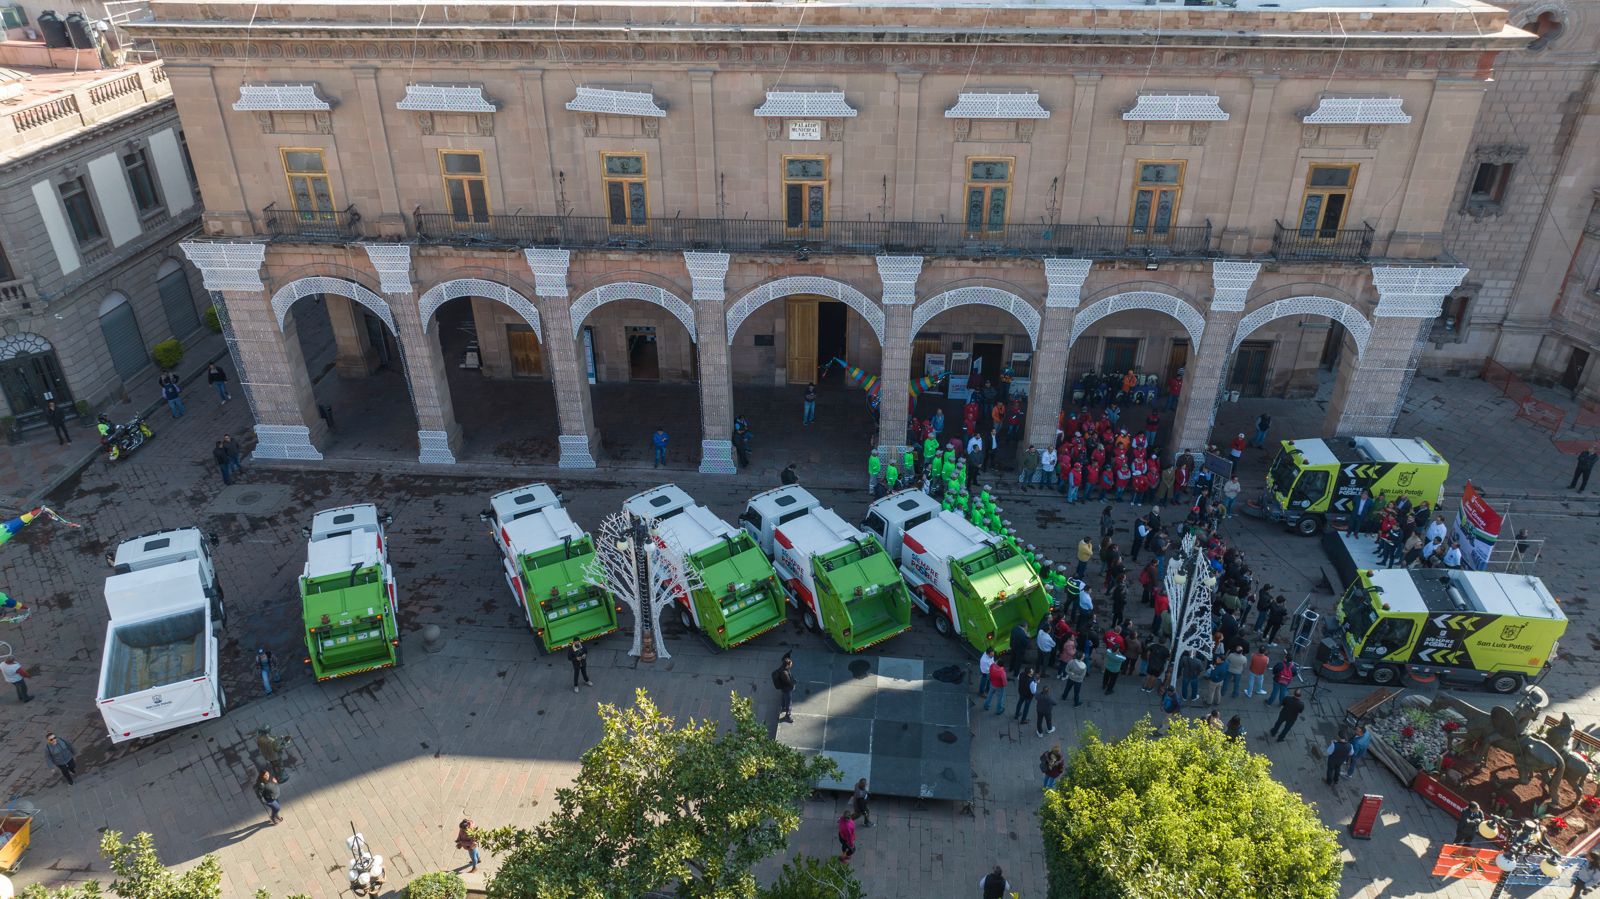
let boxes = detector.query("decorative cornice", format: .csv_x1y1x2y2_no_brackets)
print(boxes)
360,244,412,294
1210,261,1262,312
1043,259,1093,309
683,252,731,303
566,86,667,117
876,256,923,305
524,249,571,298
1371,265,1469,318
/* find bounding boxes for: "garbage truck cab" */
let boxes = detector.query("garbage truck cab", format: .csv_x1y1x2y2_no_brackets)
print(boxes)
624,485,786,650
1260,437,1448,535
1325,567,1565,694
483,483,619,653
739,485,823,556
862,489,942,560
865,491,1050,654
299,504,401,681
765,504,913,652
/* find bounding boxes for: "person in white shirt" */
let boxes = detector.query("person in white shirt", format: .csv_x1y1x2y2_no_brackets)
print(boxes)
1443,540,1463,569
1076,586,1095,629
1426,516,1449,545
1035,624,1057,669
1038,446,1057,488
977,648,995,700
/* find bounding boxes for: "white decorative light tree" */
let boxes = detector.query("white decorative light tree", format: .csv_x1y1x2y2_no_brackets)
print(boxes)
583,511,673,661
1166,532,1217,688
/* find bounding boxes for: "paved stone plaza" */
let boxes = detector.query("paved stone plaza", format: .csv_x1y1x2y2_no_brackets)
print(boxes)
0,370,1597,898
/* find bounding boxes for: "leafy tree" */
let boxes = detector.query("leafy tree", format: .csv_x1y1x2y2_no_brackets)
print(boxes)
402,872,466,899
1040,717,1342,899
480,689,837,899
757,856,865,899
18,832,219,899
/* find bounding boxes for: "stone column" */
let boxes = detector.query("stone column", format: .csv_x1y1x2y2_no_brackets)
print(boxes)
525,249,599,468
891,73,922,217
1024,259,1092,448
181,241,326,459
1328,265,1469,436
686,252,735,474
1168,261,1262,456
351,66,405,237
361,244,459,464
875,256,922,455
324,293,380,377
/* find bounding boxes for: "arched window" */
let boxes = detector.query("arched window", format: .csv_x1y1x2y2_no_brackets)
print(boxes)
156,257,201,336
1525,11,1565,50
99,291,148,381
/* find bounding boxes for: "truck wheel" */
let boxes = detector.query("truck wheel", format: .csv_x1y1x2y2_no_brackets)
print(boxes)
1369,664,1401,686
803,609,819,632
933,612,951,637
679,606,694,631
1295,515,1322,537
1488,672,1524,695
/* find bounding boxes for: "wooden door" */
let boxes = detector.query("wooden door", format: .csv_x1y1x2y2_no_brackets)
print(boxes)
787,298,819,384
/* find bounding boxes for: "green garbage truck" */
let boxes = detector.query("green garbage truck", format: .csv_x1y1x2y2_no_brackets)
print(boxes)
482,483,619,653
299,504,401,681
624,485,785,650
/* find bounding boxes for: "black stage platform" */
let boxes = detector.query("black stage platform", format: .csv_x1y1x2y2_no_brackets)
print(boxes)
775,651,972,802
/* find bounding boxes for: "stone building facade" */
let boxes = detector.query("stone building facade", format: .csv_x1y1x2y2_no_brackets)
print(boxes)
1424,0,1600,397
136,0,1523,469
0,57,207,430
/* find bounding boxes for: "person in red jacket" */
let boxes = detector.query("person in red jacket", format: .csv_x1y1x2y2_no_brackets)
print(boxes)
1099,465,1115,500
982,659,1009,714
1151,586,1170,634
1115,461,1132,501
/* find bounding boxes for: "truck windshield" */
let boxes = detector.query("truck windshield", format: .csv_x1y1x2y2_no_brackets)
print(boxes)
1267,451,1298,497
1340,587,1379,643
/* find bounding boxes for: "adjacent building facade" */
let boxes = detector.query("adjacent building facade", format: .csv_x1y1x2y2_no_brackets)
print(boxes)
0,54,207,429
139,0,1526,469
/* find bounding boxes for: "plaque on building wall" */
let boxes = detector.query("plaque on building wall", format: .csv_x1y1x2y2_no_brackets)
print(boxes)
788,120,823,141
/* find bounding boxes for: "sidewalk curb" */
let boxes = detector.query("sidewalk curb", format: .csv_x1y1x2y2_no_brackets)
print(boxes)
25,343,233,506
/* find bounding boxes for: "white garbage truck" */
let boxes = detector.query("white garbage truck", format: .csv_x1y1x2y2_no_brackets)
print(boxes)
97,527,227,743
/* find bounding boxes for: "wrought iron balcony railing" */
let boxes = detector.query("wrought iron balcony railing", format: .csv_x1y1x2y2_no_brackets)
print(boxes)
264,203,362,242
1271,220,1374,263
412,211,1217,260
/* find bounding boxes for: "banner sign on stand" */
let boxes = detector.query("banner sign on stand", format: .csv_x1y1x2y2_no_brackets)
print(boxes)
1454,481,1503,570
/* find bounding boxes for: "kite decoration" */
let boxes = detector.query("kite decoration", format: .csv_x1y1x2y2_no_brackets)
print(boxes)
823,358,952,413
0,506,81,624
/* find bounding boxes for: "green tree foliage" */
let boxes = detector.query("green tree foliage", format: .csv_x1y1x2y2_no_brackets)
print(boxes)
1040,718,1342,899
203,305,223,334
150,339,184,372
18,832,220,899
480,689,838,899
403,872,467,899
757,856,865,899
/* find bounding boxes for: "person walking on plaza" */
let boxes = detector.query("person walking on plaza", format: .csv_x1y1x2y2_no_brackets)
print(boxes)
1040,744,1065,789
1223,475,1242,519
213,440,235,485
850,778,873,827
1265,653,1298,706
1034,624,1056,671
1013,667,1037,724
980,866,1010,899
161,375,186,419
780,463,800,486
45,732,77,785
1571,851,1600,898
837,812,856,863
803,382,817,425
2,654,32,703
456,818,480,873
254,770,284,825
1224,646,1248,698
773,652,796,723
1571,446,1599,492
1177,651,1203,703
1347,724,1372,775
1456,801,1486,846
1204,656,1226,707
207,363,231,404
221,434,243,481
1101,645,1125,695
1325,733,1354,786
1076,537,1094,580
1251,412,1271,449
1244,645,1270,698
256,726,290,782
1263,595,1288,645
652,427,669,468
977,647,995,700
45,400,71,446
982,657,1008,714
255,647,275,696
568,638,592,692
1019,446,1039,489
1228,433,1246,474
1034,683,1057,737
1267,689,1305,741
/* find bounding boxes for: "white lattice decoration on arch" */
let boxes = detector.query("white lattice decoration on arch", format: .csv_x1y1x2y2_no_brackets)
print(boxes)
1069,291,1205,349
180,241,266,292
1232,297,1372,360
1371,266,1470,319
725,277,883,346
418,278,540,341
911,287,1041,349
361,244,413,295
1210,261,1261,313
571,282,696,342
270,277,396,335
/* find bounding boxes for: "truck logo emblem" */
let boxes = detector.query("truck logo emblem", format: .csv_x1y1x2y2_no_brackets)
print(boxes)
1500,623,1526,641
1397,471,1414,488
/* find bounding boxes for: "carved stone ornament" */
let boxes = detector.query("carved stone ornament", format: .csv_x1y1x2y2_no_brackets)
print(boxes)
765,118,782,140
475,113,494,136
1125,121,1145,145
952,117,972,141
1016,120,1036,142
580,113,598,137
1473,143,1528,163
256,112,274,132
1301,124,1320,148
415,111,434,135
1363,125,1386,148
641,117,660,139
826,120,845,141
1188,122,1209,146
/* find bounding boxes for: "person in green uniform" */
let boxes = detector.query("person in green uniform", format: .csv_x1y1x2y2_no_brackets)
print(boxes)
868,453,882,493
902,450,916,480
886,463,899,492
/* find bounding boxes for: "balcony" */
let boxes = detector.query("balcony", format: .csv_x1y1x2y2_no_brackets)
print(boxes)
1271,220,1375,263
412,212,1217,260
263,204,362,243
0,276,37,309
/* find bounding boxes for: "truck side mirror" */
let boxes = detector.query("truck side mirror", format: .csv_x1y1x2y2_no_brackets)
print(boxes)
478,510,492,523
104,551,115,568
300,526,312,540
207,533,221,547
555,492,565,504
381,514,394,527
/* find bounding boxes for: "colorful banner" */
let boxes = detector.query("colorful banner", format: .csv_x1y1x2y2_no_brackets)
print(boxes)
1454,481,1503,570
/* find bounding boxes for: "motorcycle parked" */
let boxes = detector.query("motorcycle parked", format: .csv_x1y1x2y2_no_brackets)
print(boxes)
98,414,154,462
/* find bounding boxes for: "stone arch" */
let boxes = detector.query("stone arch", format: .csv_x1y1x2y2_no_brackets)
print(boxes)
910,286,1041,349
270,276,396,335
570,281,697,342
418,278,541,341
725,276,884,346
0,332,52,361
1231,296,1372,360
1069,292,1206,349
